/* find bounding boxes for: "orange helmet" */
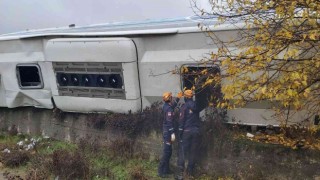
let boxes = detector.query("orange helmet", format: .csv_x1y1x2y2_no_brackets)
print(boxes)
162,92,172,101
184,90,193,98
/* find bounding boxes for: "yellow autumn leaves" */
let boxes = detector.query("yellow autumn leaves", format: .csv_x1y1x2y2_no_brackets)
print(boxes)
200,0,320,115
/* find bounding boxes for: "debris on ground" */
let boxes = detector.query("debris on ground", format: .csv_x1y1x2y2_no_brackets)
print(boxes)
243,125,320,150
246,133,254,138
13,137,42,152
2,148,10,153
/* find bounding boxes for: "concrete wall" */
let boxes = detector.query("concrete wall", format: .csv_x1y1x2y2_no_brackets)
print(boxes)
0,106,163,156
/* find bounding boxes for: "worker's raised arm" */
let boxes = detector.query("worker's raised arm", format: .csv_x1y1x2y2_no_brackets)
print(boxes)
171,91,183,109
178,104,186,140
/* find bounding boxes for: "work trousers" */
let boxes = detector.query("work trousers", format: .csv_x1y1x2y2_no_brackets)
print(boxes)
158,132,172,176
177,130,200,175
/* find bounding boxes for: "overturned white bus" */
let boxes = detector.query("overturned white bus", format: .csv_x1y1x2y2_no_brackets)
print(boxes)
0,16,311,126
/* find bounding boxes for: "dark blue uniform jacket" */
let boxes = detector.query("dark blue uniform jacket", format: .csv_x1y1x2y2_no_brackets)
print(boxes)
179,98,199,132
162,98,179,137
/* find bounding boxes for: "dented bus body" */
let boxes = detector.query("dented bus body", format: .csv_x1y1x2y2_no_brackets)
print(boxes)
0,16,311,126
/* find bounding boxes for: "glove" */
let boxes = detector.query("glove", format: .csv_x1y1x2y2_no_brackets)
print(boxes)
171,133,176,142
177,91,183,98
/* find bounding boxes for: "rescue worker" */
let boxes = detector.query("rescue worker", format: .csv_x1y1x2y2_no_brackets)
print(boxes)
177,89,200,179
158,91,183,178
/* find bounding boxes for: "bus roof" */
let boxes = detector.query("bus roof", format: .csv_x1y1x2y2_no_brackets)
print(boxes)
0,16,221,41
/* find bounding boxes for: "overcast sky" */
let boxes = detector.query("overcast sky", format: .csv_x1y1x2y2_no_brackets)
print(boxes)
0,0,209,34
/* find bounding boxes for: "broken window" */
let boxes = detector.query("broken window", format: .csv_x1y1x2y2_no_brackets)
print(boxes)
181,65,221,112
16,64,43,89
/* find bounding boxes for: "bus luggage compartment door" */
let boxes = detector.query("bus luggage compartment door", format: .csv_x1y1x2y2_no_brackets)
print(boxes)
45,38,141,113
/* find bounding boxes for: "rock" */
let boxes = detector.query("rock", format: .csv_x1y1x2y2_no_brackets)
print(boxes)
2,148,10,153
25,144,34,151
17,141,24,146
246,133,254,138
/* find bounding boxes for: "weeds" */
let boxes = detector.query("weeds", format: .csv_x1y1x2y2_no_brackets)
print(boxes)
25,154,51,180
87,102,163,137
37,139,77,155
129,165,148,180
108,137,134,159
3,171,24,180
51,149,90,180
78,136,102,153
199,108,233,159
1,151,30,167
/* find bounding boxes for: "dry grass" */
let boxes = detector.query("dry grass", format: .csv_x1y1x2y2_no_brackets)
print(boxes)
1,151,30,168
51,150,90,180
